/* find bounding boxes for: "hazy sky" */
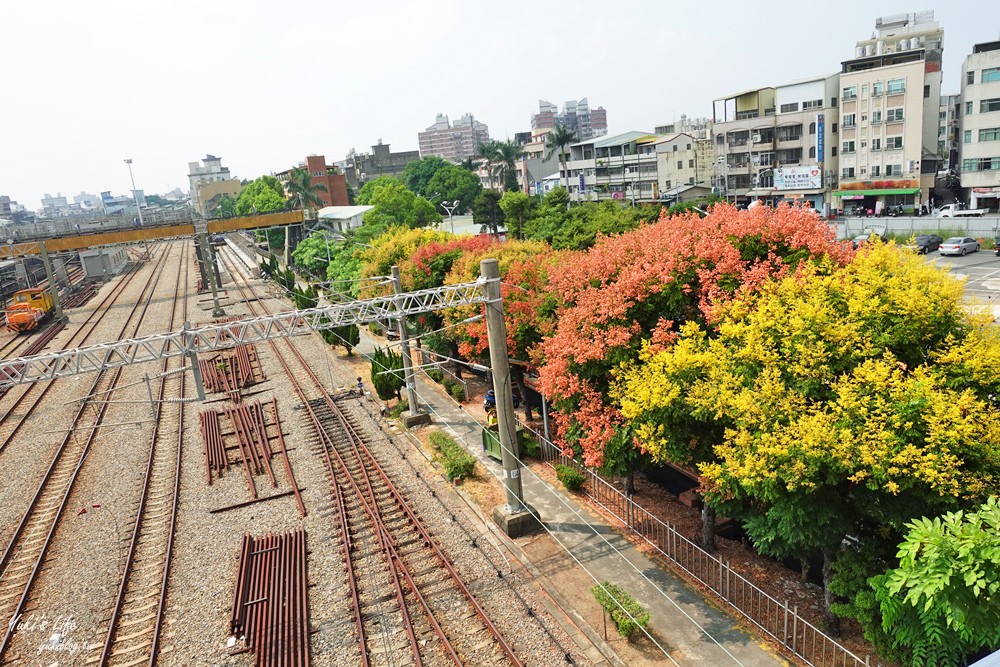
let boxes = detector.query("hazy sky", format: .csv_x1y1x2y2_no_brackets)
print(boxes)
5,1,999,209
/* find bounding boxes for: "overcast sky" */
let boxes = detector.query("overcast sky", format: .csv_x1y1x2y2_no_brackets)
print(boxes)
5,1,999,209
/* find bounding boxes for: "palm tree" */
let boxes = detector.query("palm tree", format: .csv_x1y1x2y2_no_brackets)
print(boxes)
544,123,578,194
284,167,328,217
476,140,502,190
494,139,524,193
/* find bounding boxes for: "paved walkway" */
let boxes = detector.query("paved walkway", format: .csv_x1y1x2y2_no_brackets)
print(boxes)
347,332,787,667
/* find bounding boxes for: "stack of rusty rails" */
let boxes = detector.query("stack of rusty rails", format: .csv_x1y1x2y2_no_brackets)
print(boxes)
61,282,98,309
230,529,310,667
224,401,276,494
200,410,228,483
198,345,265,402
0,322,66,401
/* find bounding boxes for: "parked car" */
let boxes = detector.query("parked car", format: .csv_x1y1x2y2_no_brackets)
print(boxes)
903,234,944,254
852,231,887,249
938,237,980,256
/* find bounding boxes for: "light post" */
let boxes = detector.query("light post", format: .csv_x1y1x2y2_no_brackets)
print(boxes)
440,200,460,234
124,158,151,258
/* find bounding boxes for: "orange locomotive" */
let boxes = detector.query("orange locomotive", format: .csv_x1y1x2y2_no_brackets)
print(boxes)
5,288,55,333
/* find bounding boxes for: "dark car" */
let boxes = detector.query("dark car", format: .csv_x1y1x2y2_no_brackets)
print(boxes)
903,234,943,254
852,231,887,249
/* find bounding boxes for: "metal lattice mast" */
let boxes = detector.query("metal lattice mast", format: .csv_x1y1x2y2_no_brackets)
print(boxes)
0,279,492,386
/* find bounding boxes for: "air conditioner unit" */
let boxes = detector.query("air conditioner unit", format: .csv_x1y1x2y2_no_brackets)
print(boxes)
752,134,762,144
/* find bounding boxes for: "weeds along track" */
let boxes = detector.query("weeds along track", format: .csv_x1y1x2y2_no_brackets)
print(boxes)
0,244,175,661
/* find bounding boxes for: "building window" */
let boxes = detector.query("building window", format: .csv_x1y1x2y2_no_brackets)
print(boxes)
886,164,903,176
966,130,974,143
887,78,905,94
686,143,691,149
842,113,856,128
688,159,694,168
860,168,867,175
803,100,822,110
780,102,799,113
967,101,974,115
673,145,678,152
832,122,838,134
886,136,903,150
871,165,881,176
982,98,1000,113
842,141,856,154
873,81,883,97
809,122,816,134
809,146,816,158
843,86,857,100
862,84,869,96
842,167,855,178
677,161,683,169
980,128,1000,141
924,85,930,98
963,157,1000,171
872,138,881,150
831,96,838,107
832,146,838,156
968,71,976,85
872,110,882,125
984,68,1000,83
886,108,904,122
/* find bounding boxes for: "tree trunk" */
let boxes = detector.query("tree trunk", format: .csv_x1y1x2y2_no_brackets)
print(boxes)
800,557,811,583
821,547,840,636
513,374,533,422
624,465,636,496
701,503,716,552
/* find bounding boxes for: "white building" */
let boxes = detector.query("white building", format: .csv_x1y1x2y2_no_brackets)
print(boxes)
959,38,1000,210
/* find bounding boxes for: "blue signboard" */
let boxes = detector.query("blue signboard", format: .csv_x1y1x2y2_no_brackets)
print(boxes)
578,173,585,193
817,113,825,165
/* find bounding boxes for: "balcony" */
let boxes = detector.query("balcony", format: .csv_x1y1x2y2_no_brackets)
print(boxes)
777,134,802,143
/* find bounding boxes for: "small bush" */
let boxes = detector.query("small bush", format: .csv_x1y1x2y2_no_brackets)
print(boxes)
521,435,541,459
388,399,409,419
442,378,457,394
449,383,466,402
426,368,444,383
555,463,586,492
591,581,651,640
429,430,476,481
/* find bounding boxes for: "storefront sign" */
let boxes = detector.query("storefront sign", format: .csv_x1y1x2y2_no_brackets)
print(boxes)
838,179,918,191
973,186,1000,194
774,166,822,190
817,114,824,164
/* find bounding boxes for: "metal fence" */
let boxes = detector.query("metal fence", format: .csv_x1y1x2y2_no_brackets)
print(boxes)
522,422,876,667
838,215,1000,240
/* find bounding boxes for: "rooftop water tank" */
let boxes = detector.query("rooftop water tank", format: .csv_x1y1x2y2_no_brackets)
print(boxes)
865,44,875,56
876,40,885,55
856,46,865,58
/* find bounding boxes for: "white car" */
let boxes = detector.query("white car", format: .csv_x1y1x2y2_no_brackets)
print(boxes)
938,237,980,256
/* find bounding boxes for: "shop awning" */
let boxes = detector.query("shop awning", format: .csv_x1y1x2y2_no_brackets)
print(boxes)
831,188,920,197
773,188,826,196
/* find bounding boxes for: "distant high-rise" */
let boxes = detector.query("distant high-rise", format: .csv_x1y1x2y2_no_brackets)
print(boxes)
188,154,242,217
531,99,608,140
417,114,490,162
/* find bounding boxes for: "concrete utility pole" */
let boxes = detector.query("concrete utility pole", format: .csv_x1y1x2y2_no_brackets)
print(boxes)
480,258,536,537
194,223,225,317
391,266,427,426
38,241,64,322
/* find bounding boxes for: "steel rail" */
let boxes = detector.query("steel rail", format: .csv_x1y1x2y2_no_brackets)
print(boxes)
97,240,190,666
0,245,172,660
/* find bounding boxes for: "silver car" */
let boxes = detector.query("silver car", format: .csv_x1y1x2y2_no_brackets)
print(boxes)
939,237,980,256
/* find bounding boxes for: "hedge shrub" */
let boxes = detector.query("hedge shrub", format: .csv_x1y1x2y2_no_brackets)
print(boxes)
555,463,586,492
429,431,476,482
449,383,466,402
591,581,650,640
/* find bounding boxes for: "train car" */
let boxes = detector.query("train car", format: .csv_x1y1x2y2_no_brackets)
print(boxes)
6,287,55,333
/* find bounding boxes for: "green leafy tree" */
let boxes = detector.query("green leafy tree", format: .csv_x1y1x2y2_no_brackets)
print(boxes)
498,191,533,240
318,317,361,355
477,140,501,190
402,156,448,196
494,138,523,193
291,232,334,276
292,283,319,310
212,194,237,219
545,123,578,194
284,167,327,215
472,189,504,239
361,179,441,230
235,176,286,215
356,176,401,205
371,346,405,402
425,164,481,215
870,497,1000,667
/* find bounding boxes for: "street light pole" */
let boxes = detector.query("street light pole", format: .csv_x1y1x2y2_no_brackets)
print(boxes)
124,158,150,258
440,200,460,234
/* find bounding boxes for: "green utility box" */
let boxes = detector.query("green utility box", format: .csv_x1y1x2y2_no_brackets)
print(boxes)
481,425,526,462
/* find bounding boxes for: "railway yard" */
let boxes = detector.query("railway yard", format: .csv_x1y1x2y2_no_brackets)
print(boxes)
0,239,590,666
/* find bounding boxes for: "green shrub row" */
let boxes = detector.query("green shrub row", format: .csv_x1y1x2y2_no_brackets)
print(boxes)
555,463,586,491
590,581,651,640
429,430,477,482
388,399,409,419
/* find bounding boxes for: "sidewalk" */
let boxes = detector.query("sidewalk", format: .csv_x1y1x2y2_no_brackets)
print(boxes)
345,332,787,667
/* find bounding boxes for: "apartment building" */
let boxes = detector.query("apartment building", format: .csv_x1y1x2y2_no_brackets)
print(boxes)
713,74,840,211
655,115,711,139
655,133,701,196
833,11,943,214
417,113,490,163
959,38,1000,211
276,155,349,208
531,99,608,141
188,155,241,217
939,93,961,168
564,131,658,203
340,141,420,188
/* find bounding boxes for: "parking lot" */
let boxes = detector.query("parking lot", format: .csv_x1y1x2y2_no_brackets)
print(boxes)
923,246,1000,310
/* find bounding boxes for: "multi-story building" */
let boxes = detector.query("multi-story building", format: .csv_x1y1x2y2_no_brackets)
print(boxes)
655,133,701,196
939,93,961,168
40,193,70,217
959,38,1000,211
833,11,943,214
531,99,608,140
417,113,490,163
188,155,242,217
713,73,840,211
564,131,658,203
72,192,102,210
655,115,712,139
276,155,349,208
340,141,420,188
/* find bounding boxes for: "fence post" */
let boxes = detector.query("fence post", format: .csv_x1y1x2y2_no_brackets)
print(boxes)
783,599,789,643
718,558,723,592
792,604,798,653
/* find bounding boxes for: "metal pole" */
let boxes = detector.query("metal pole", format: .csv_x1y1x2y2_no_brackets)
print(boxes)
38,241,64,322
480,258,524,511
183,321,207,401
196,232,225,317
125,158,151,258
391,266,421,416
541,394,551,445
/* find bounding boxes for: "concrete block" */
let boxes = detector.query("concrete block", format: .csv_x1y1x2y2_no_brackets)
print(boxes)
401,411,432,428
493,504,540,538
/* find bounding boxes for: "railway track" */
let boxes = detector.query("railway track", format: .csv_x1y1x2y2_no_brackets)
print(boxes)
217,249,523,666
0,245,174,661
87,241,191,666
